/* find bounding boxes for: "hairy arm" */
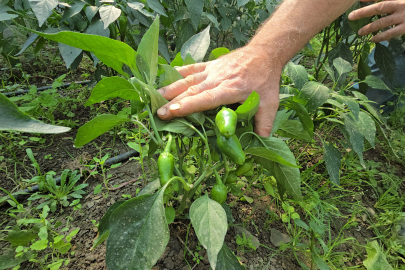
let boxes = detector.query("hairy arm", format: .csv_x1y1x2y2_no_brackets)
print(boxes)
157,0,357,137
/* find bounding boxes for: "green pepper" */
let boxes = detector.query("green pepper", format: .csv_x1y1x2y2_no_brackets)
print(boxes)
118,15,128,41
108,23,117,40
158,134,174,186
217,134,245,166
235,160,253,176
215,107,237,138
224,172,237,185
211,170,227,204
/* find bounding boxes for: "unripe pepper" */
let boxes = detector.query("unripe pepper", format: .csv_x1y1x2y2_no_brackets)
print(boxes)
211,170,227,204
235,159,253,176
108,23,117,40
118,15,128,41
217,134,245,166
215,107,237,138
224,172,237,185
158,134,174,186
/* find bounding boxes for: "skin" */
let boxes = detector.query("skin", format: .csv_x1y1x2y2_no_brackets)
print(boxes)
157,0,358,137
349,0,405,42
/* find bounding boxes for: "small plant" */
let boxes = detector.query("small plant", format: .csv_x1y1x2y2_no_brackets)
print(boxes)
28,169,88,212
236,233,257,252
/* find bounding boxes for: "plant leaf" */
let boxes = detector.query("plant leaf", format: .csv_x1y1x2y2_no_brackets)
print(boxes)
235,91,260,124
29,30,137,77
216,243,246,270
154,116,196,136
282,100,314,138
5,227,38,247
159,64,183,87
277,120,313,142
28,0,58,26
58,43,82,68
342,113,365,167
244,147,300,168
92,201,125,250
209,47,230,61
0,93,70,134
74,115,130,147
297,82,330,113
363,241,393,270
85,76,142,106
145,0,167,16
323,141,341,185
363,75,391,91
138,16,160,85
185,0,203,30
99,5,121,29
375,42,396,83
181,25,210,62
333,57,352,77
286,62,308,90
190,194,227,270
106,184,170,269
358,111,376,148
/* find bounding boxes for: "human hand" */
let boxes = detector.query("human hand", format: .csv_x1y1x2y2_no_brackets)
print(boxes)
348,0,405,42
156,46,282,137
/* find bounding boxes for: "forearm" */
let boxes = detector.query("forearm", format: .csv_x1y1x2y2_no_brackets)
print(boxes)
248,0,357,68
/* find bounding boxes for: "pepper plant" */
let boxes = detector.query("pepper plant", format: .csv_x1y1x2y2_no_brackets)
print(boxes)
26,16,305,269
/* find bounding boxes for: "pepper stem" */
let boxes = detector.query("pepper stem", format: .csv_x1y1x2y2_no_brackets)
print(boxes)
214,169,222,185
166,176,191,191
163,134,173,154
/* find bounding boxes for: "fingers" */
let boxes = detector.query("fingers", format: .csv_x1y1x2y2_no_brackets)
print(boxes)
254,93,279,137
174,62,208,77
158,72,208,100
371,23,405,42
348,1,397,20
157,85,241,120
358,14,402,36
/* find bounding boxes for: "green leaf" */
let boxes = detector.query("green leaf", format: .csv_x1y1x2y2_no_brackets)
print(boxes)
244,147,300,168
154,116,196,136
286,62,308,90
209,47,230,61
358,111,376,148
0,249,33,270
138,16,160,85
185,0,203,30
363,75,391,91
282,100,314,138
237,0,249,8
159,64,183,87
170,52,184,67
145,0,167,16
277,120,313,142
264,183,275,197
333,57,352,77
190,194,228,270
375,43,396,83
137,179,160,197
336,95,360,120
203,12,219,29
297,82,330,113
216,243,246,270
28,0,58,26
184,53,196,65
29,30,137,77
250,137,302,201
60,1,85,22
132,75,168,115
313,254,330,270
0,6,19,21
58,43,82,69
342,113,365,167
74,115,130,147
181,25,210,62
99,5,121,29
165,206,175,224
363,241,393,270
85,6,98,22
235,91,260,124
358,55,372,93
323,141,341,185
271,109,293,136
85,76,141,106
347,1,368,33
5,227,38,247
30,239,48,250
106,183,170,269
92,201,125,250
0,93,70,134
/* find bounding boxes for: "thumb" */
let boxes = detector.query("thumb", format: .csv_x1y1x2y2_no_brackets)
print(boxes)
254,95,279,137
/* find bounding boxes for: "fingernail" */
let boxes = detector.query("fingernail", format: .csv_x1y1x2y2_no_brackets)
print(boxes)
157,107,167,116
348,12,355,20
157,87,165,96
170,103,181,110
